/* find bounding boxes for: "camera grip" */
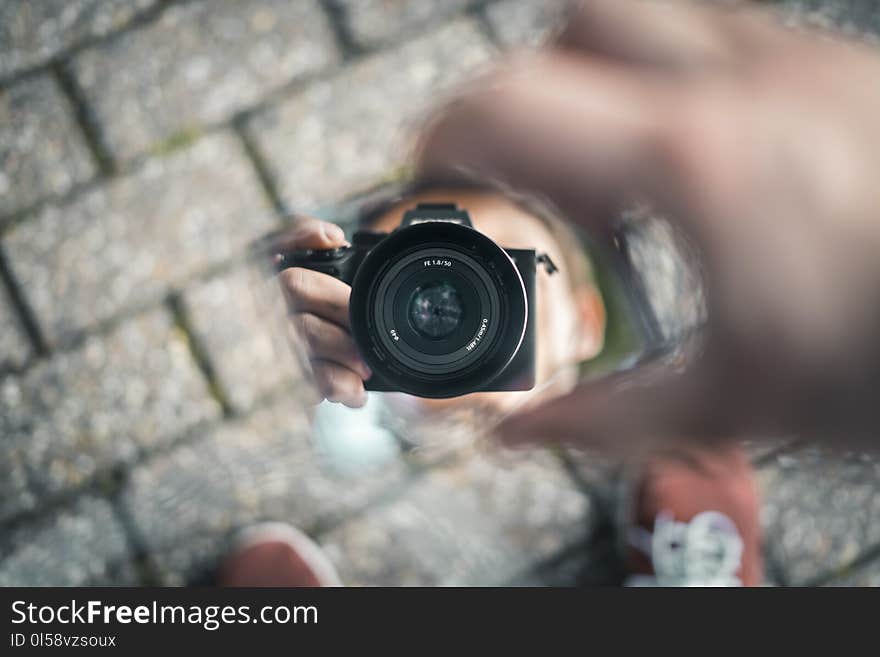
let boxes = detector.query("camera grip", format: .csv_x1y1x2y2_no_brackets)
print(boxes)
275,247,351,278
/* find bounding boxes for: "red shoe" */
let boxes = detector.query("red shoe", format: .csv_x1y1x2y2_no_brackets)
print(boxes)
218,522,342,587
620,445,763,586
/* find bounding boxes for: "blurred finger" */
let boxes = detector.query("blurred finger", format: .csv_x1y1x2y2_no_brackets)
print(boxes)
312,359,367,407
417,50,676,234
495,358,738,455
558,0,796,70
279,267,351,329
292,312,371,380
276,216,349,250
556,0,733,72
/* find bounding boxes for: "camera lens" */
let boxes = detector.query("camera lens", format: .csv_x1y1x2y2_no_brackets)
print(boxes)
408,281,464,340
349,221,528,398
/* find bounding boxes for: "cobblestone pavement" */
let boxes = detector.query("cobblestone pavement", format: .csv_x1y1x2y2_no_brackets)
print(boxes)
1,0,879,586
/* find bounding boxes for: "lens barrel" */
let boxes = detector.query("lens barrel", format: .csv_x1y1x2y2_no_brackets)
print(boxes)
349,221,528,398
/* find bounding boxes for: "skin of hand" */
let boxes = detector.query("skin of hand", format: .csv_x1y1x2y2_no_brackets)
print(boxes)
277,217,373,408
278,190,605,410
415,0,880,452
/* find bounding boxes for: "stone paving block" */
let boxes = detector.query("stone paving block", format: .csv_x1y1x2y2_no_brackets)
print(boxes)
508,536,623,587
122,399,409,585
561,447,619,492
824,555,880,586
771,0,880,38
0,288,32,371
0,308,221,496
0,0,159,79
744,439,792,464
0,74,96,217
484,0,568,48
320,450,593,585
336,0,471,49
183,265,298,413
249,18,494,211
0,495,136,586
619,212,706,344
758,447,880,585
5,132,274,345
0,424,36,522
72,0,339,160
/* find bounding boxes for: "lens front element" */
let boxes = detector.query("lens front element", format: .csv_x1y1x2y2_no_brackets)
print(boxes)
408,281,465,340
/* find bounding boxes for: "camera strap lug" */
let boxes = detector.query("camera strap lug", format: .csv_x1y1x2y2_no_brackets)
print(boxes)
536,252,559,275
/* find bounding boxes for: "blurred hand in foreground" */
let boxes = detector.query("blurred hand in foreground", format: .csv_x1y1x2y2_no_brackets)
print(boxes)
417,0,880,452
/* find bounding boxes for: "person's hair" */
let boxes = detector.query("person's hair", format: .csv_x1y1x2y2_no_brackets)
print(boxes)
356,178,596,293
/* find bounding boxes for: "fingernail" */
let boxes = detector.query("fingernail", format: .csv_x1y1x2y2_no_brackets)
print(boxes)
323,223,345,243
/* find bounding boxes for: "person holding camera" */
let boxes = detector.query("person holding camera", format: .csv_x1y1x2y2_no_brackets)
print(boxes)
221,182,762,587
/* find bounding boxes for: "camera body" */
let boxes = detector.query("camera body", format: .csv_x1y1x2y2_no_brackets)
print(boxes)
278,203,542,398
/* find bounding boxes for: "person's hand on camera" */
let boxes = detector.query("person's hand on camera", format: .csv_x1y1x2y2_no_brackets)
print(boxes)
277,217,371,408
417,0,880,452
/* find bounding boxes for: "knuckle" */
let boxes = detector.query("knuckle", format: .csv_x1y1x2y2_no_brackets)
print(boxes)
289,217,325,247
312,362,334,394
319,362,336,388
295,313,321,342
289,215,311,230
317,364,345,400
340,335,357,360
283,267,311,300
290,215,319,234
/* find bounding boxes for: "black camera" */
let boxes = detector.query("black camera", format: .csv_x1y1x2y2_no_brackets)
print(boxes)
276,203,557,398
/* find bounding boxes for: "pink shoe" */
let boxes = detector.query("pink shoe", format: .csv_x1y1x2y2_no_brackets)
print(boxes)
622,445,763,586
218,522,342,587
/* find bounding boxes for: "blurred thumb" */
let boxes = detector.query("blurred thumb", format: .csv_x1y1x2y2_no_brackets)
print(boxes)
495,358,734,456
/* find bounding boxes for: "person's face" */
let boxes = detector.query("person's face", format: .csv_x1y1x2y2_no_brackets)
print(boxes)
370,188,605,414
